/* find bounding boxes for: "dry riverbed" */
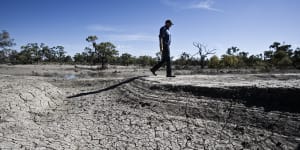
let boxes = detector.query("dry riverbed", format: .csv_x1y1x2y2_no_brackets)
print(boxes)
0,65,299,149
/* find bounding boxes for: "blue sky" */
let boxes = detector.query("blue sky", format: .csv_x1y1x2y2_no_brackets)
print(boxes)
1,0,300,58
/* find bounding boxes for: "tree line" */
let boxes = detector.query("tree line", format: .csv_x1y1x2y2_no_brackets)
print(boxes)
179,42,300,69
73,35,157,69
1,30,300,69
0,31,72,64
0,31,157,67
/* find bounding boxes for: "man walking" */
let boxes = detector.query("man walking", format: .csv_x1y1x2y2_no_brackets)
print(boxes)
150,19,175,77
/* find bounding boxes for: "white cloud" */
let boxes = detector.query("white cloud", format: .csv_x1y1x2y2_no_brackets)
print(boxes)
86,25,119,32
188,0,222,12
86,24,156,42
108,34,156,42
161,0,222,12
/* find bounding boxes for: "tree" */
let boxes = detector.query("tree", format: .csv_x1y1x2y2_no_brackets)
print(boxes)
269,42,281,51
39,43,52,62
193,42,216,69
220,55,239,68
265,42,294,68
208,55,220,68
18,43,41,64
95,42,119,69
137,56,156,67
273,50,292,67
64,55,73,64
74,53,85,64
8,50,18,64
292,48,300,69
0,30,15,49
51,46,66,64
18,44,34,64
247,55,263,67
176,52,190,66
236,51,249,67
86,35,98,65
0,30,16,63
278,44,293,57
120,53,132,66
227,46,240,55
81,52,89,64
22,43,43,64
0,49,14,63
84,47,94,65
17,43,69,64
273,43,290,65
264,50,273,60
86,35,98,46
277,56,292,67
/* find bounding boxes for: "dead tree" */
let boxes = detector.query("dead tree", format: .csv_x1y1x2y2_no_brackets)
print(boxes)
193,42,216,69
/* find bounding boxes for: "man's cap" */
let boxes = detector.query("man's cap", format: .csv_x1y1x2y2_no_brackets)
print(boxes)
165,19,174,25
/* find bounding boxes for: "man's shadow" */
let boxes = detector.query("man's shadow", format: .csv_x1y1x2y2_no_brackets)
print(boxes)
67,76,148,98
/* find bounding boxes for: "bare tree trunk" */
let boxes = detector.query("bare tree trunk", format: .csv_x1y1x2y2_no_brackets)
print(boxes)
200,59,205,69
101,55,105,69
193,42,216,69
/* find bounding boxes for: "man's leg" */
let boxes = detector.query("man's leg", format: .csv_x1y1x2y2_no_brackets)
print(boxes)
151,61,164,72
165,47,175,77
166,47,172,76
151,51,166,75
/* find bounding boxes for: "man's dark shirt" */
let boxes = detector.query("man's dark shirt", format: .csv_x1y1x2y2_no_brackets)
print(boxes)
159,26,171,47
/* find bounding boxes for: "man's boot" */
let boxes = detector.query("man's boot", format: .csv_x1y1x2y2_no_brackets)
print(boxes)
150,68,157,76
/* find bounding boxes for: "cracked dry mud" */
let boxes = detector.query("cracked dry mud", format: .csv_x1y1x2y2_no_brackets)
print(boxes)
0,66,300,149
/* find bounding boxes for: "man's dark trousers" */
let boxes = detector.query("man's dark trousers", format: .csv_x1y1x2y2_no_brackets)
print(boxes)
151,46,172,76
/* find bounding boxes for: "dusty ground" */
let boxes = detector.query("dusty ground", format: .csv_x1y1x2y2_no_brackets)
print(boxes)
0,65,299,150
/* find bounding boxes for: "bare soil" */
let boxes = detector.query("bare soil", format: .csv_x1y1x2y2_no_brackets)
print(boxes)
0,64,299,149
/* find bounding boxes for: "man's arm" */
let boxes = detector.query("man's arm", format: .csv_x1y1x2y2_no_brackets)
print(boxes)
159,27,166,53
160,37,163,52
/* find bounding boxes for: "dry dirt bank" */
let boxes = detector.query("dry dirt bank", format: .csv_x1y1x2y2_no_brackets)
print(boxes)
0,65,299,149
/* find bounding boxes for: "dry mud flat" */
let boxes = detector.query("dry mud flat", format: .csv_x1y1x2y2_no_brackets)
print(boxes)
0,66,300,149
